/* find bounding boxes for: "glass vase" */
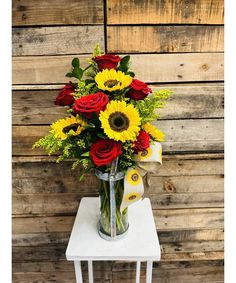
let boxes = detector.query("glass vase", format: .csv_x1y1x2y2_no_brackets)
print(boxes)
95,170,129,240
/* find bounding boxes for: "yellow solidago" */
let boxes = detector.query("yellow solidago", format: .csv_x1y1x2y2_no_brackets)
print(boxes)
50,116,87,140
142,122,165,142
95,69,132,92
99,100,141,142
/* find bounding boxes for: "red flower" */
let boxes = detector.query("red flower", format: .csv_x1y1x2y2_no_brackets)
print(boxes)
127,79,152,100
133,130,150,153
55,84,75,106
73,92,109,119
93,54,121,70
90,139,122,167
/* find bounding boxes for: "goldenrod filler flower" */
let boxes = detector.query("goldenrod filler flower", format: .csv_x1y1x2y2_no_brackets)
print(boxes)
142,122,165,142
95,69,132,92
51,116,87,140
99,100,141,142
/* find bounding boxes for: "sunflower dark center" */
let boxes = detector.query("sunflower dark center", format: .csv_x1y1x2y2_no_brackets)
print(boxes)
128,195,137,201
104,79,120,88
62,123,79,134
131,173,139,182
108,112,129,132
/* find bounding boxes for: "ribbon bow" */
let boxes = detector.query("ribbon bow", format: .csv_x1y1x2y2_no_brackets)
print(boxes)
120,142,162,212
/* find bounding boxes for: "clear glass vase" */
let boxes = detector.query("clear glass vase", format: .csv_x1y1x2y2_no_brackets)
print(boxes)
95,170,129,240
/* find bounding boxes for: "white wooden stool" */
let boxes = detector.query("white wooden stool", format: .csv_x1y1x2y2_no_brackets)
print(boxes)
66,197,161,283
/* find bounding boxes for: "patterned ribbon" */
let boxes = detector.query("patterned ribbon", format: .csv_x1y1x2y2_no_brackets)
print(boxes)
120,142,162,213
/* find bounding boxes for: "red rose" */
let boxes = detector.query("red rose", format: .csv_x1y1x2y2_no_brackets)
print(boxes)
90,139,122,167
127,79,152,100
133,130,150,153
73,92,109,119
93,54,121,70
55,84,75,106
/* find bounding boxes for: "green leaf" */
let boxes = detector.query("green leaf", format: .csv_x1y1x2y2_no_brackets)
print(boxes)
66,72,74,78
97,132,107,139
81,151,90,157
127,71,135,77
118,55,130,72
72,58,80,68
72,67,83,80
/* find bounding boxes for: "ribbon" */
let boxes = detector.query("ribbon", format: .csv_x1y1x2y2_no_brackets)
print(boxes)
120,142,162,213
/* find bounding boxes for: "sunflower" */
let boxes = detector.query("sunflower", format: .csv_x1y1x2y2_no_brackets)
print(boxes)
99,100,141,142
50,116,87,140
95,69,132,92
142,122,165,141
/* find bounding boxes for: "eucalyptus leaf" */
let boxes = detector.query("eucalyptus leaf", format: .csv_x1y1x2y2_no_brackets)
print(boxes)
72,67,83,80
66,72,74,78
72,58,80,68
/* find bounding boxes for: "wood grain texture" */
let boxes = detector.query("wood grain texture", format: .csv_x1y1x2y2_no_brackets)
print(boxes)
13,207,223,231
12,53,224,85
12,0,104,26
12,119,224,155
13,26,104,56
12,260,223,283
107,26,224,53
12,228,224,247
107,0,224,24
12,191,223,215
12,83,224,125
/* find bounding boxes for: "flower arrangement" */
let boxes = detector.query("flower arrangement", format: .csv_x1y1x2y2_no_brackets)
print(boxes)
33,45,171,239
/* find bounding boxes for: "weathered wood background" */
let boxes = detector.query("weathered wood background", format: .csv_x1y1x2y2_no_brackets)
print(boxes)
12,0,224,282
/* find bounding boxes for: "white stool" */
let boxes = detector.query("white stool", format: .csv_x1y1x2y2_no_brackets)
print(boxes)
66,197,161,283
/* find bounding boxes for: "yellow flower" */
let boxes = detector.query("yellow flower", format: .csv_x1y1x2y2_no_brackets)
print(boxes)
125,192,142,203
137,147,152,160
142,122,165,141
95,69,132,92
127,169,142,185
99,100,141,142
50,116,87,140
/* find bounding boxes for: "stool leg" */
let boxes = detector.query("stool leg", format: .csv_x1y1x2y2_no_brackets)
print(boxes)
88,261,94,283
74,261,83,283
146,261,153,283
136,261,141,283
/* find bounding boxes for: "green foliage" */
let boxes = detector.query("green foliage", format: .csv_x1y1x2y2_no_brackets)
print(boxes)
118,142,136,172
132,89,172,123
73,81,98,99
33,133,63,155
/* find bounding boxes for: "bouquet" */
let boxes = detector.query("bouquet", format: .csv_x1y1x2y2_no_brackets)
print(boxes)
34,45,171,239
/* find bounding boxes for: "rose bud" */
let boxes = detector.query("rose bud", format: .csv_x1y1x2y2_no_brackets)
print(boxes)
127,79,152,100
90,139,122,167
55,84,75,106
133,130,150,153
73,92,109,119
93,54,121,70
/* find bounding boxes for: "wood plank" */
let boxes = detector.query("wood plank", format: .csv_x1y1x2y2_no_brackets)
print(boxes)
107,0,224,24
12,53,224,85
13,208,223,231
12,260,224,283
12,244,224,262
12,154,224,182
12,228,224,247
107,26,224,53
112,262,224,283
12,119,224,155
12,0,104,26
12,191,223,215
13,26,104,56
13,173,224,194
154,208,223,231
12,83,224,125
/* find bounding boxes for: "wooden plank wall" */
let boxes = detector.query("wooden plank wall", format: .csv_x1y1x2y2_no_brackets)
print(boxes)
12,0,224,282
